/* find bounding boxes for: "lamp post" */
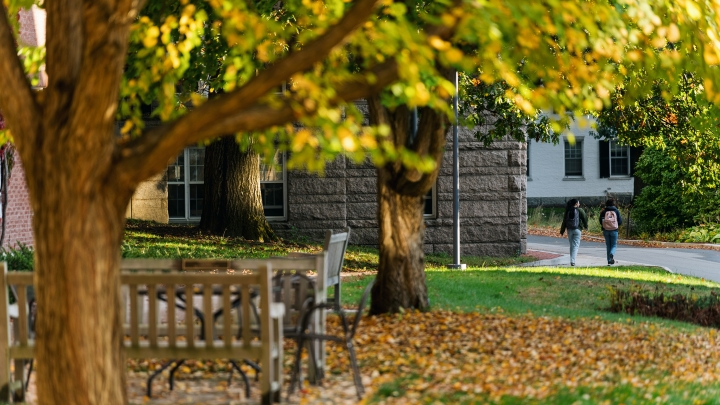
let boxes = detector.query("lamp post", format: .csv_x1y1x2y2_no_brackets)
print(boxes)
447,70,466,270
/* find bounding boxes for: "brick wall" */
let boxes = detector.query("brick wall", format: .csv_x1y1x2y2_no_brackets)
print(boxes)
3,151,34,249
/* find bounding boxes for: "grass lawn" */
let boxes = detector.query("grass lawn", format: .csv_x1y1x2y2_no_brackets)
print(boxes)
123,221,720,404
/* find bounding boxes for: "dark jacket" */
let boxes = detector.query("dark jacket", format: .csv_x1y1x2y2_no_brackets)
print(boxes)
560,207,588,235
599,206,623,230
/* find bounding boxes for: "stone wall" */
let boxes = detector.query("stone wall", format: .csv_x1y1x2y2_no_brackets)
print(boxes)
126,173,169,223
271,127,527,257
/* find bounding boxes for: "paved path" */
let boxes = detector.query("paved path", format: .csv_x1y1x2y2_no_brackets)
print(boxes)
527,235,720,283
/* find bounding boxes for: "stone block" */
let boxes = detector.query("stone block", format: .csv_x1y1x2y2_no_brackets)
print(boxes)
509,199,527,216
437,176,506,194
290,178,345,195
347,219,378,229
281,220,347,231
350,228,378,245
508,150,525,167
347,194,377,203
289,203,345,220
345,169,377,178
508,175,525,192
461,224,509,243
288,169,346,179
424,226,454,244
288,194,346,204
347,203,377,220
438,200,508,219
346,178,376,194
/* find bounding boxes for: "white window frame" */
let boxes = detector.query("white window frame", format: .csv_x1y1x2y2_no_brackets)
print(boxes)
563,136,584,179
260,152,287,221
168,147,205,222
609,140,631,177
423,184,436,219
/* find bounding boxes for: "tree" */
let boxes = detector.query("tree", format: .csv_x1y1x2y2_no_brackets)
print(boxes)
199,136,277,240
596,74,720,230
2,1,720,403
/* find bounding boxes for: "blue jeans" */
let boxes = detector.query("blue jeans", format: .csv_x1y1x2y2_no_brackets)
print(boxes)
567,228,581,264
603,230,618,263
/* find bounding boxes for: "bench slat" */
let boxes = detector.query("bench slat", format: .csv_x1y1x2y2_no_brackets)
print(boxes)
148,285,157,348
129,284,139,346
241,284,251,348
222,285,232,349
167,284,176,347
16,287,28,346
203,284,213,345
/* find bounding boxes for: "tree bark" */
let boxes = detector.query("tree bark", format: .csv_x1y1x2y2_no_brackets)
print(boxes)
366,85,451,315
199,136,276,241
371,168,429,313
29,135,131,405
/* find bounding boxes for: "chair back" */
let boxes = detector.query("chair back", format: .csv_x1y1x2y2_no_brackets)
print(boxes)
323,227,350,309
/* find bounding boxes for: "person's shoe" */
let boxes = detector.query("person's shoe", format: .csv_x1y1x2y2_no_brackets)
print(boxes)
609,259,615,265
571,262,575,266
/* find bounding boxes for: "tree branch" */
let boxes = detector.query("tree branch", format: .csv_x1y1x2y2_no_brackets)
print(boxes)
116,59,400,184
0,4,41,148
114,0,383,184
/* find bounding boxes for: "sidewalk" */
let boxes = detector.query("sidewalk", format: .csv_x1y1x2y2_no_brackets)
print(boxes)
523,249,657,269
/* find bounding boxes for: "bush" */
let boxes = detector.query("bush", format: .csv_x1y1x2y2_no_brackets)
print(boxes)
0,242,34,270
607,286,720,328
676,224,720,243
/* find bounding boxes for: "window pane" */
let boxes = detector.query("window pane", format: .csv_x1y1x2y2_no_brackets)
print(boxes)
189,184,204,217
610,141,629,176
188,148,205,182
260,152,284,182
168,184,185,218
167,154,184,182
564,141,583,176
424,190,433,216
261,183,284,217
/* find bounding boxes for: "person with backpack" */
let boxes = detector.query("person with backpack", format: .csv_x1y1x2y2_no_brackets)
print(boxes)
599,199,623,265
559,198,588,266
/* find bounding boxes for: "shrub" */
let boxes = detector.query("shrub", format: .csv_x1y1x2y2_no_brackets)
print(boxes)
676,224,720,243
607,286,720,328
0,242,34,270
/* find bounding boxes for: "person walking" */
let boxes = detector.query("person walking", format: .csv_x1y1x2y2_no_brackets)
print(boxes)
559,198,588,266
599,199,623,265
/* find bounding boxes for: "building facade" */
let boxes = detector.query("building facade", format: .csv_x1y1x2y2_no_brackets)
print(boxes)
130,124,529,257
527,119,641,208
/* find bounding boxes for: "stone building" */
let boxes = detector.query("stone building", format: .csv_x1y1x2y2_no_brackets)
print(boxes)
129,122,528,257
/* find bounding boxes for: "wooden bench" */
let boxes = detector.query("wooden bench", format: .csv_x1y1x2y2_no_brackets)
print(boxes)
0,260,285,404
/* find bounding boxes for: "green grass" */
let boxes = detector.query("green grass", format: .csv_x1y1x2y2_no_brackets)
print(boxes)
122,220,534,271
342,265,720,331
369,377,720,405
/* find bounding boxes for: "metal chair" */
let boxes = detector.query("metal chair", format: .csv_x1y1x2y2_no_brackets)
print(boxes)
289,278,375,400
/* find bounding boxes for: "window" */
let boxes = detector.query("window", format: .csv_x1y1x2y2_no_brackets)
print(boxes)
609,140,630,176
260,151,287,220
167,147,205,220
423,185,436,218
564,140,583,177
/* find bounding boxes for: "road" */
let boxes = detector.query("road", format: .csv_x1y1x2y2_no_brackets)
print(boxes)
527,235,720,282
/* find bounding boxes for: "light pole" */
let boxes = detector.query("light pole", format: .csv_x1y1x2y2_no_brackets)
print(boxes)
447,70,466,270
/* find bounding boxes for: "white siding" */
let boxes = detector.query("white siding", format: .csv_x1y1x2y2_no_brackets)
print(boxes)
527,120,633,204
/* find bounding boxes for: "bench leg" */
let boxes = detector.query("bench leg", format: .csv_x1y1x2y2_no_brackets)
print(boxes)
273,316,282,403
0,346,9,403
12,359,24,401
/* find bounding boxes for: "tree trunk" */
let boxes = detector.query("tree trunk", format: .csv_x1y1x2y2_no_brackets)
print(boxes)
370,168,428,313
29,142,131,405
365,86,451,315
199,136,276,241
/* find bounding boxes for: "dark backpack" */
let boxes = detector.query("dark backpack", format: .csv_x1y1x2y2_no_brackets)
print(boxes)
566,208,580,230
